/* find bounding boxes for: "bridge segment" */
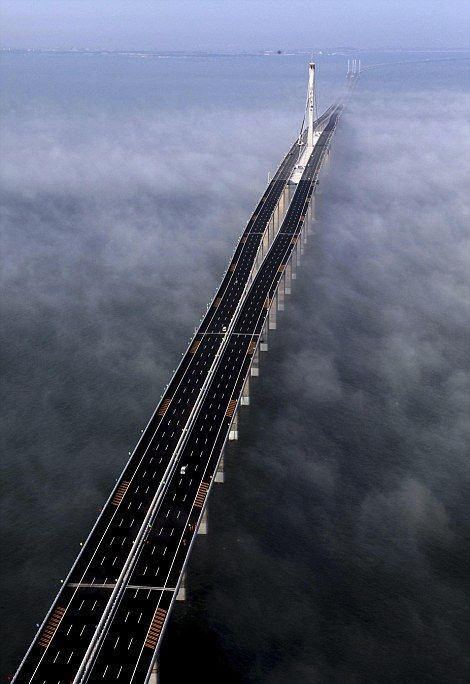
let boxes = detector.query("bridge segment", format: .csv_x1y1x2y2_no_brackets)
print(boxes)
13,67,357,683
13,145,297,684
79,106,344,683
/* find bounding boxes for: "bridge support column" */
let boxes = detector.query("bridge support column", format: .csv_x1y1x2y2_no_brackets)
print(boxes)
276,201,280,233
250,346,260,375
176,570,186,601
278,190,285,226
299,229,305,255
262,227,270,257
256,246,262,271
269,295,277,329
260,321,268,352
229,410,238,440
291,250,297,280
277,276,285,311
150,659,160,684
308,194,316,234
240,376,250,406
215,452,224,483
198,506,208,535
285,262,292,294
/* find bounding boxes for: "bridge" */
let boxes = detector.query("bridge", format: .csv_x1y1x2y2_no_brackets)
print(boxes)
13,60,360,683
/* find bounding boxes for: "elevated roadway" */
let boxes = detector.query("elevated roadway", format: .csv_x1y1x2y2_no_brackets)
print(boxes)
13,103,342,683
81,109,343,683
14,64,358,682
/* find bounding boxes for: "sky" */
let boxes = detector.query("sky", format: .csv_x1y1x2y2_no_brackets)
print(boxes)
1,0,470,51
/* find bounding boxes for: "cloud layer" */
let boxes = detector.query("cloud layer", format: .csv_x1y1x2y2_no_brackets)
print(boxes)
1,58,469,681
162,83,470,682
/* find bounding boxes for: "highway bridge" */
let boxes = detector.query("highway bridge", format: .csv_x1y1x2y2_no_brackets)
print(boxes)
13,61,360,683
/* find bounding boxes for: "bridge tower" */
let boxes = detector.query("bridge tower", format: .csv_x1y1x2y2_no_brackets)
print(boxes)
290,62,319,183
307,62,316,149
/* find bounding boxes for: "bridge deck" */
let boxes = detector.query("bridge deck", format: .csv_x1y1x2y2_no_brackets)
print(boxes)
13,97,348,683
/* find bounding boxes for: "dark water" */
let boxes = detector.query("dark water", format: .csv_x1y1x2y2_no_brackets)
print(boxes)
1,52,469,682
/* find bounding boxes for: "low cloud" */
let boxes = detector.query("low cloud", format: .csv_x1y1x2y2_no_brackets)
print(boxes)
1,66,469,682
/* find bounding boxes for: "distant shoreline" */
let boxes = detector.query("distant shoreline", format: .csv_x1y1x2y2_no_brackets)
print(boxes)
1,47,469,57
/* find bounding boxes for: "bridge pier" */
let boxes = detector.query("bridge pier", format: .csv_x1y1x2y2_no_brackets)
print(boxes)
176,570,186,601
269,295,277,329
240,376,250,405
277,276,285,311
262,227,270,257
149,659,160,684
291,249,297,280
308,193,316,234
260,321,268,352
215,451,224,482
285,262,292,294
250,346,260,376
198,506,208,534
229,410,238,440
269,213,275,243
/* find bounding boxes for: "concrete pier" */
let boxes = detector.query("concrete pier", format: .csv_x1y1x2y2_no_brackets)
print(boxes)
250,346,260,376
240,376,250,406
229,410,238,440
269,295,277,329
277,275,285,312
285,262,292,294
308,194,315,234
260,321,268,352
176,570,186,601
149,659,160,684
269,213,275,242
198,506,208,535
215,452,224,483
262,226,270,257
291,250,297,280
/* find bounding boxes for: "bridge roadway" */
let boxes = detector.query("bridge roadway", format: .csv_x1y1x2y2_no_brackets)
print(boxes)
14,109,336,683
80,107,343,682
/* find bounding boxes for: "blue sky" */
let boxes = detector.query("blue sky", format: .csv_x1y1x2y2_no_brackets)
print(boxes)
1,0,469,50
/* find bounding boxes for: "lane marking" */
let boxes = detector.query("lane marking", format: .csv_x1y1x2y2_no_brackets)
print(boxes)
144,608,167,650
157,398,172,417
38,607,65,649
112,481,130,507
190,340,201,354
225,399,237,418
194,481,210,509
247,340,257,355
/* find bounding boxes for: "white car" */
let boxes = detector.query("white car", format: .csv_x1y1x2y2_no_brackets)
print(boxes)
180,465,187,475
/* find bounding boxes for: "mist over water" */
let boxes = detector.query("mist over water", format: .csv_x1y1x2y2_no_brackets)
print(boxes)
1,53,469,681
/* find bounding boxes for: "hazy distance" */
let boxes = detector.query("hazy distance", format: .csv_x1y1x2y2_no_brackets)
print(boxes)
1,0,470,51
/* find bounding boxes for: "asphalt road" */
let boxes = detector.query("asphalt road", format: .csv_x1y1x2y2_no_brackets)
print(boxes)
80,107,344,683
13,108,342,684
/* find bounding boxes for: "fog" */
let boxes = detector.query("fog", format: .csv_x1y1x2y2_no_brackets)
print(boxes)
1,55,469,681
